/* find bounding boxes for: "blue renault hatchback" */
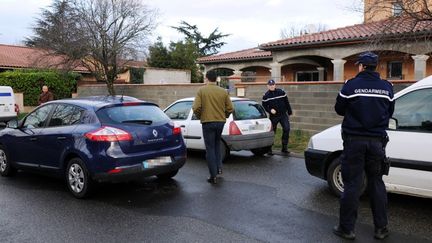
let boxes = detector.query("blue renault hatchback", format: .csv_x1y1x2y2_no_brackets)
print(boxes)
0,96,186,198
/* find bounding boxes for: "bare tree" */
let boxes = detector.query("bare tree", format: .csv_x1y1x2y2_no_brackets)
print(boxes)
280,23,328,39
27,0,158,95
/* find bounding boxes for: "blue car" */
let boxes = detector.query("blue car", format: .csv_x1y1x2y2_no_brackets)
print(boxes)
0,96,186,198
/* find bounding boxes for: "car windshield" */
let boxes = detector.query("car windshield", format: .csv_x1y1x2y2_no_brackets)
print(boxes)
96,104,170,125
233,100,267,120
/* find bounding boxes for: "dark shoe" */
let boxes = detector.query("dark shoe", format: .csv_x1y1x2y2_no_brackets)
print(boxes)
374,227,389,240
207,177,217,184
333,225,355,240
281,144,289,153
267,149,274,156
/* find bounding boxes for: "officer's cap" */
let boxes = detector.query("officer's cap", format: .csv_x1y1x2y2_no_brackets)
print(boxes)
355,52,378,66
267,79,276,85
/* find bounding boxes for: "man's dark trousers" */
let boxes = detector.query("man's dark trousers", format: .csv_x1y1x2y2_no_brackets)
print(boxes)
202,122,225,177
339,136,388,232
270,112,290,145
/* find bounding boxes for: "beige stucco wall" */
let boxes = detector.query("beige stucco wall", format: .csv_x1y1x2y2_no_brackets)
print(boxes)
143,68,191,84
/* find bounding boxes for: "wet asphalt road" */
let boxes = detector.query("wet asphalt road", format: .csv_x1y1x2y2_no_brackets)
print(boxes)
0,151,431,243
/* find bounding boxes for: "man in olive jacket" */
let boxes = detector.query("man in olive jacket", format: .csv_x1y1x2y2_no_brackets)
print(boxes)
192,71,233,184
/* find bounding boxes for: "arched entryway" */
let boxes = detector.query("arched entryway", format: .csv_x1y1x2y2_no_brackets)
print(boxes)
343,51,415,80
280,56,333,81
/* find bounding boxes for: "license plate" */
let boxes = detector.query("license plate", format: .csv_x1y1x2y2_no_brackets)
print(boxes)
249,124,264,131
4,106,10,112
142,156,172,168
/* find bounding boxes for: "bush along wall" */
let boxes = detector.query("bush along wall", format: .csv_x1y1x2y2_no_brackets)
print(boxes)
0,70,79,106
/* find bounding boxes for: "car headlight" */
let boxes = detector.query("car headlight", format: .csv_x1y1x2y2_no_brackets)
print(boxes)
307,139,314,149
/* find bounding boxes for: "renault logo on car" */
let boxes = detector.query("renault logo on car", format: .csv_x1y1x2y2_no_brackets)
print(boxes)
152,129,158,137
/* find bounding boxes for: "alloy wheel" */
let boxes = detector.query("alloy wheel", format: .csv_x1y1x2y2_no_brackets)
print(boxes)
68,164,85,193
0,150,6,172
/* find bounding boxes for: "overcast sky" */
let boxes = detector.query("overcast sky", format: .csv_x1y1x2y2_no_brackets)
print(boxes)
0,0,363,54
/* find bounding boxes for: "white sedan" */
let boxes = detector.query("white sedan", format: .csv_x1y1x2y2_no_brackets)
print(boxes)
164,97,274,161
305,75,432,198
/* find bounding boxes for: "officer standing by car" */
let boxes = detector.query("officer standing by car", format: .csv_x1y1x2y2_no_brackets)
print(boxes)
333,52,394,240
262,79,293,155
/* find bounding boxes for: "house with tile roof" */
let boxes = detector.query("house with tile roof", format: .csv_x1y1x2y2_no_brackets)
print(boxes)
198,1,432,83
0,44,146,84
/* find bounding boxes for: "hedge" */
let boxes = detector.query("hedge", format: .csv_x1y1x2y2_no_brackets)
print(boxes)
0,70,79,106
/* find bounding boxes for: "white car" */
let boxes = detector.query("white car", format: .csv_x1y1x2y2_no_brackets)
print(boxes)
305,75,432,198
164,97,274,161
0,86,19,123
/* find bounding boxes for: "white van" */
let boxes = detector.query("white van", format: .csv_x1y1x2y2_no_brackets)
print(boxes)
0,86,18,122
305,75,432,199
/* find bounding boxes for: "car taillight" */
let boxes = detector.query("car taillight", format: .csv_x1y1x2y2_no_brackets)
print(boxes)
173,126,182,135
14,104,19,113
229,121,242,135
85,126,132,142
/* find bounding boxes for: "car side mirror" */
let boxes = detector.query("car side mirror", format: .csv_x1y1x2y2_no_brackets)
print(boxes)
6,119,19,129
388,118,398,130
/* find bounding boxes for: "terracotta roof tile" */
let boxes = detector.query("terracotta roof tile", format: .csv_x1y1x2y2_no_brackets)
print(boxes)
0,44,89,72
261,17,432,49
197,48,272,63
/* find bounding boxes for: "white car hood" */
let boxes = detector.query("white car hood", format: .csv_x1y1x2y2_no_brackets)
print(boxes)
310,124,343,152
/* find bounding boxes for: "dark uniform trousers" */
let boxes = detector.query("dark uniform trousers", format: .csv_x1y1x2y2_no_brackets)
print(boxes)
340,136,388,232
270,112,290,145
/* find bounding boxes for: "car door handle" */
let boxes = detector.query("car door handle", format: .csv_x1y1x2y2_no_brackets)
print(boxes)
57,136,67,140
180,125,186,128
30,137,37,141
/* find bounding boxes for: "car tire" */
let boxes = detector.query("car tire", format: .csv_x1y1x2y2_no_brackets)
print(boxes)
327,156,367,197
65,158,92,199
251,146,272,156
0,145,17,177
220,140,230,163
157,169,179,180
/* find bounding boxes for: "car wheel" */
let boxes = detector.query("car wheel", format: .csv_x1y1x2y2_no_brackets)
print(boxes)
0,145,17,177
251,146,272,156
220,140,230,163
65,158,92,199
157,169,179,180
326,156,367,197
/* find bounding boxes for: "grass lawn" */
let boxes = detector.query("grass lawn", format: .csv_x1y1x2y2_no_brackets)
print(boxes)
17,113,28,120
272,128,311,155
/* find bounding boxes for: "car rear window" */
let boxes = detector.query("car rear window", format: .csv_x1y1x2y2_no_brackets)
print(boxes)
233,100,267,120
96,104,170,125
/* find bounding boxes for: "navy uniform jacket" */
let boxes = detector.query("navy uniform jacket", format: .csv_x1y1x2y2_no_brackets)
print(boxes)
335,70,395,137
262,88,293,117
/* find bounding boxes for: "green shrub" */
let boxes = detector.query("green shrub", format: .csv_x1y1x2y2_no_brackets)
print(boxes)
0,70,79,106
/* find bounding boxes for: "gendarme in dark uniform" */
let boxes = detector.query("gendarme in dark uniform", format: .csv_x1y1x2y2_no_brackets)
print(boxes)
262,79,293,154
333,52,394,240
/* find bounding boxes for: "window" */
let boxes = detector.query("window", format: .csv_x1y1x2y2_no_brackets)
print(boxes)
241,71,256,82
23,104,54,129
393,88,432,132
233,100,267,120
164,101,193,120
393,2,403,16
48,104,83,127
296,71,319,81
388,61,403,79
97,104,170,125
